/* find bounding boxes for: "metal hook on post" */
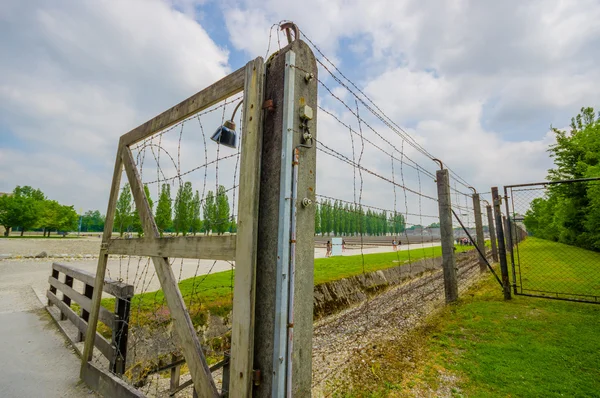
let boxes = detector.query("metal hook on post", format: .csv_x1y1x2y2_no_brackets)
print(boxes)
432,158,444,170
280,21,299,44
468,186,477,194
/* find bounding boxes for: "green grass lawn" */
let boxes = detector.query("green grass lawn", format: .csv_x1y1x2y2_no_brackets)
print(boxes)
515,237,600,299
339,239,600,398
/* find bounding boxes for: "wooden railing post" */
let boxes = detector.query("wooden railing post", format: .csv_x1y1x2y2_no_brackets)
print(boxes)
61,275,74,321
111,293,132,375
221,351,230,397
79,284,94,342
48,269,59,306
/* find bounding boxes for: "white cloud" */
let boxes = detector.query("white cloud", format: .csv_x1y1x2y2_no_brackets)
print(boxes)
221,0,599,214
0,0,230,211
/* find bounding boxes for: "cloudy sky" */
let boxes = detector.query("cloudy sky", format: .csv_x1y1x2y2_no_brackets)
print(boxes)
1,0,599,221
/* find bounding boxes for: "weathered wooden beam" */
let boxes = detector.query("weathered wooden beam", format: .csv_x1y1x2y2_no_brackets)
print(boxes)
106,235,236,261
82,361,146,398
229,56,264,398
82,146,123,374
120,67,245,146
48,276,115,329
169,359,229,396
52,262,133,298
121,145,219,397
47,291,115,360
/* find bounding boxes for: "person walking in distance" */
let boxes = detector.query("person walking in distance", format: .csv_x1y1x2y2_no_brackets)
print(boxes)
326,240,332,257
392,238,397,251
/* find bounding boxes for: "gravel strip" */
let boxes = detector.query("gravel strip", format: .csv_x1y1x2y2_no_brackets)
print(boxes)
312,252,486,396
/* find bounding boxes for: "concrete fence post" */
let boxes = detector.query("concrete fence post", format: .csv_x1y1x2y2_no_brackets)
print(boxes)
486,204,499,262
253,38,317,397
472,193,487,273
436,168,458,303
492,187,511,300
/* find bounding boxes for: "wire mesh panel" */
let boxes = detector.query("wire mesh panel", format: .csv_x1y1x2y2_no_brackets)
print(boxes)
505,178,600,304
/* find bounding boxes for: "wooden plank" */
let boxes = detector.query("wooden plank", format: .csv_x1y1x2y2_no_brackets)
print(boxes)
82,147,123,373
120,67,245,146
121,146,219,397
169,359,229,396
106,235,236,261
47,291,115,360
229,57,265,398
53,262,134,298
170,354,181,394
48,276,115,330
82,361,146,398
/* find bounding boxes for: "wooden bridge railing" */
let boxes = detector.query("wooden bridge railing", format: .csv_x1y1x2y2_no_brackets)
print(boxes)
46,262,134,375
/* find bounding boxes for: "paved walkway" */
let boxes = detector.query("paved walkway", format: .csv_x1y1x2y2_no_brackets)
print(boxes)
0,286,96,397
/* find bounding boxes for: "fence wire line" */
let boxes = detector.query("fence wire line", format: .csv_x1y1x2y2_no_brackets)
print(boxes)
288,25,486,395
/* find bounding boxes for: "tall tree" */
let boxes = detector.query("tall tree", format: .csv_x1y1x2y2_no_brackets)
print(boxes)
114,183,133,237
13,186,45,235
203,191,216,234
37,201,78,236
332,200,339,236
215,185,230,235
523,107,600,250
81,210,105,232
0,194,18,236
314,202,321,235
155,184,172,237
173,182,193,236
190,190,202,235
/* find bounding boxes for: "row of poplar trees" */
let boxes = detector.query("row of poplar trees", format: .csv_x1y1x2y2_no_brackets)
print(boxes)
315,200,406,236
114,182,234,237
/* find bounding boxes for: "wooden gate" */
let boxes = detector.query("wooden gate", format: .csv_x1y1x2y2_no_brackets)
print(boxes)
81,57,264,398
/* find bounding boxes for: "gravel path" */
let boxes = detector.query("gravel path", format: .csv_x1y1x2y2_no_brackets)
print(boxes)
0,236,102,257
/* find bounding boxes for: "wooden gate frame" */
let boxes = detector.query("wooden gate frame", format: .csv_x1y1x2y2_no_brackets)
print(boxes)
81,57,264,398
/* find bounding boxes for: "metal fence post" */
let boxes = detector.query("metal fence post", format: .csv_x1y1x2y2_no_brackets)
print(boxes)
492,187,511,300
503,186,518,294
472,192,486,272
436,167,458,303
485,203,499,262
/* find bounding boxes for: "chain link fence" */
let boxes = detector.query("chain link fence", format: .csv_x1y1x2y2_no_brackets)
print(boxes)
505,178,600,304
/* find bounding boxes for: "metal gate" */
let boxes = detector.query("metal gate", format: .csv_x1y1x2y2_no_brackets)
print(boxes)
504,178,600,304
